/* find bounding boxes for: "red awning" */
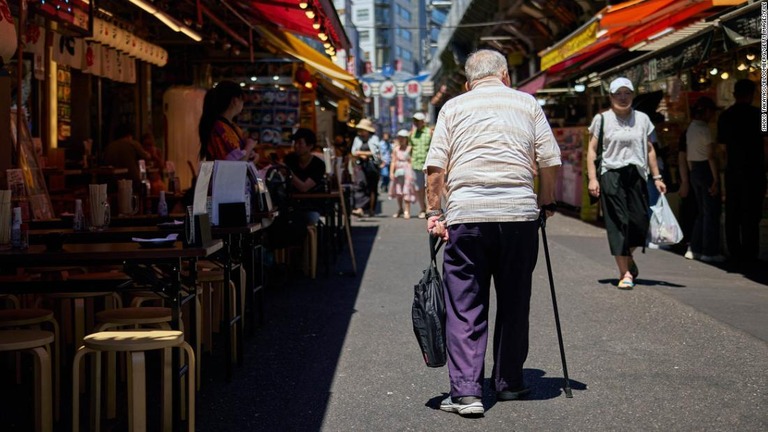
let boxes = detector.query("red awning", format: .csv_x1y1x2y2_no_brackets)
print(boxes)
246,0,350,51
544,0,721,74
516,72,548,95
599,0,682,29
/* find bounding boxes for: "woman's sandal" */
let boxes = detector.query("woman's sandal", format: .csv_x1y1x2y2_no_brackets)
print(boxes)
392,211,402,218
617,275,635,290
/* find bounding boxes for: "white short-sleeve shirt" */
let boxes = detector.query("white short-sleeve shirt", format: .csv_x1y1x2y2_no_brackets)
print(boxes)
685,119,712,162
424,79,562,224
589,109,654,178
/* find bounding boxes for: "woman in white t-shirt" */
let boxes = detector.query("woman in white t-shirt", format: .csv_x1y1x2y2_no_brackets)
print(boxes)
685,96,725,262
586,78,666,290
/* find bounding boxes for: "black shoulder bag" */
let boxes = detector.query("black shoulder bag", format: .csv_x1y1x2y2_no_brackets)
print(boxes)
589,114,605,205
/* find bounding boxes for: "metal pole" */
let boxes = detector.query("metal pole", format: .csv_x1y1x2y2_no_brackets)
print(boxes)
15,0,27,167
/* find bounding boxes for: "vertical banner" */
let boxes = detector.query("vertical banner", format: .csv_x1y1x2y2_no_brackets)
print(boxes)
397,95,404,125
23,24,45,80
389,105,396,135
82,41,102,76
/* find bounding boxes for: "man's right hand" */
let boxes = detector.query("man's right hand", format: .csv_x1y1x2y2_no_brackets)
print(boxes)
427,216,449,241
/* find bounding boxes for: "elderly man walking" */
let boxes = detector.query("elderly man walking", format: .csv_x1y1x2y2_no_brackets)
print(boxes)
425,49,561,417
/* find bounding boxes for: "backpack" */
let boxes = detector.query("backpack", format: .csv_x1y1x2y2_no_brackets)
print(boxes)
264,163,292,211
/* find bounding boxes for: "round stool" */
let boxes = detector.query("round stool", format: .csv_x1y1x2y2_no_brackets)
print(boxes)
0,329,55,432
72,330,195,432
93,307,173,420
0,309,61,421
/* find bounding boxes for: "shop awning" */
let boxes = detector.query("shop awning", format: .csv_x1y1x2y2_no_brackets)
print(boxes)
246,0,350,51
540,0,736,74
515,71,551,95
600,25,715,84
258,26,359,92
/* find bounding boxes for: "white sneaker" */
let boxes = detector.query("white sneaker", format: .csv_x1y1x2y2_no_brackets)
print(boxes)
647,242,660,250
700,254,726,263
684,249,699,260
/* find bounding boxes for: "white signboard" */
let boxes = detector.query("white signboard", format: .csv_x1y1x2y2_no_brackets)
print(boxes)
362,81,372,97
405,80,421,98
380,80,397,99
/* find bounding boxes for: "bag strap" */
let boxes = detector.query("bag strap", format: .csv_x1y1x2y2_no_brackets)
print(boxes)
597,113,604,160
429,235,444,263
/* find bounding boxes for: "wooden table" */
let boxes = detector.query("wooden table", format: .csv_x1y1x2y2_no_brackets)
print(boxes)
0,240,221,432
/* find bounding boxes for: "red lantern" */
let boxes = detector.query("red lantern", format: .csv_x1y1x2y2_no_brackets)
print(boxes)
295,65,311,86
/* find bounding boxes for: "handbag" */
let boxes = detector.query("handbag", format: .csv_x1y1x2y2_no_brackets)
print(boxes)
589,114,605,205
412,235,447,368
649,194,683,246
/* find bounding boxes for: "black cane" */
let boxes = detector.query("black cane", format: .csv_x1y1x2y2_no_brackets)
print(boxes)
539,203,573,398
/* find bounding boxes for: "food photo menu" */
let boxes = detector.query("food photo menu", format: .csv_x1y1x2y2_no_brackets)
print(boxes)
238,87,299,146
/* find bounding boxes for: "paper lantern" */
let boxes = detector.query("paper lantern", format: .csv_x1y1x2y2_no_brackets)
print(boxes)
0,0,18,65
111,26,124,51
156,48,168,67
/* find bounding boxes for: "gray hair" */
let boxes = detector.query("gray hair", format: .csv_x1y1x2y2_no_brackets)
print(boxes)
464,50,507,84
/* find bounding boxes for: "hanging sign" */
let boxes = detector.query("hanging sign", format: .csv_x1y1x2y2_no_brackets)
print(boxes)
362,81,372,97
380,80,397,99
404,80,421,99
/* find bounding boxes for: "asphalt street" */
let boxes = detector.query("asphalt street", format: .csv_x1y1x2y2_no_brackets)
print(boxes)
197,198,768,432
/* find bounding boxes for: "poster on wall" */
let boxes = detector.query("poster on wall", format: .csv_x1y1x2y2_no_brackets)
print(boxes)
10,109,54,220
552,127,586,209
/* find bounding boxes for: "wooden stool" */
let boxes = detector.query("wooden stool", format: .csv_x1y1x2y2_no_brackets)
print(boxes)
0,293,21,309
303,224,318,279
72,329,195,432
0,329,55,432
93,307,174,420
0,309,61,420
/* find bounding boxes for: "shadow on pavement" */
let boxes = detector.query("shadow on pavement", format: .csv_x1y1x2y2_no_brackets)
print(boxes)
424,369,587,413
196,225,378,431
597,278,686,288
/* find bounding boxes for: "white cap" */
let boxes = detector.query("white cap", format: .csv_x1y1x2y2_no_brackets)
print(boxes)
412,112,426,121
609,77,634,94
396,129,409,138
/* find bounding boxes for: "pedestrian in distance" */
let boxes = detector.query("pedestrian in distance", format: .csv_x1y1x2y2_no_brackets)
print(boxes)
686,96,726,263
717,79,766,269
379,132,392,193
425,49,561,417
351,118,382,217
586,77,666,290
410,112,432,219
388,129,417,218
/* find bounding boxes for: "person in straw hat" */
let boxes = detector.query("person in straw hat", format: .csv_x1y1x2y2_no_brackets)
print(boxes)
351,118,382,217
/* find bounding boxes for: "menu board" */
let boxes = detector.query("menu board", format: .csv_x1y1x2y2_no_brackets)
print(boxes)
57,65,72,138
238,87,300,146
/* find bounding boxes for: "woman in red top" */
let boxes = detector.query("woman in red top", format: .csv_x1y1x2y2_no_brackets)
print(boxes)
198,80,256,161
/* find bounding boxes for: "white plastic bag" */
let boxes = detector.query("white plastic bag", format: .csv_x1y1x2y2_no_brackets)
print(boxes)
649,194,683,246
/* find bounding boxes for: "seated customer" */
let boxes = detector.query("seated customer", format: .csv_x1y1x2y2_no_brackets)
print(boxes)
284,128,326,193
103,123,151,187
283,128,326,225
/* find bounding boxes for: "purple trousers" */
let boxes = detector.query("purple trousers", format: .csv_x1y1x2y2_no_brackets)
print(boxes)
442,221,539,397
